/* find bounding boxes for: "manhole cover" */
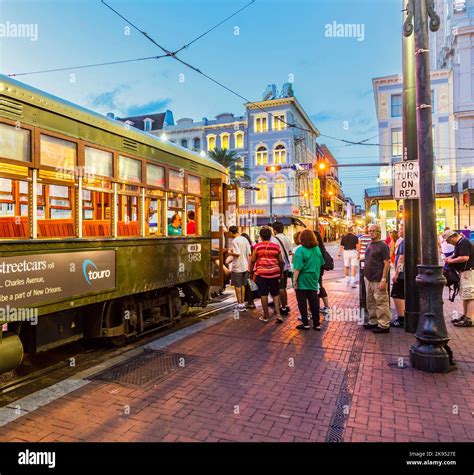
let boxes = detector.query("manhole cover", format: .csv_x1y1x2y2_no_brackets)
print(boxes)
90,349,195,388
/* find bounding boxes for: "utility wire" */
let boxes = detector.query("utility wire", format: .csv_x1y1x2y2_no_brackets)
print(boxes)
8,55,169,77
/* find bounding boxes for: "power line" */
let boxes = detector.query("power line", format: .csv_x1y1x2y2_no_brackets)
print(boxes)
8,55,169,77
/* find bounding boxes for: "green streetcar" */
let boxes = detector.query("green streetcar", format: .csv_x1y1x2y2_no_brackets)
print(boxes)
0,75,235,373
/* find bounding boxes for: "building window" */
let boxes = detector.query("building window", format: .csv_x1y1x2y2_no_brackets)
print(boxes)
193,137,201,150
220,133,230,150
207,135,216,151
391,129,402,157
256,146,268,166
273,176,286,203
235,132,244,149
391,94,402,117
144,118,153,132
181,139,188,148
255,116,268,133
235,158,245,178
238,187,245,205
274,144,286,164
255,178,268,203
273,114,286,131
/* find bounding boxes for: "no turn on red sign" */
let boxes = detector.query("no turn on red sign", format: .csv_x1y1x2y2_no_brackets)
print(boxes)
393,161,420,199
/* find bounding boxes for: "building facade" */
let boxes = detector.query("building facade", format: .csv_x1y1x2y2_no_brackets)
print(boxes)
367,0,474,233
164,84,324,240
369,70,459,234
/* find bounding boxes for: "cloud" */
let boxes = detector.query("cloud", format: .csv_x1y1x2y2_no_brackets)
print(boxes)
87,83,171,117
126,99,171,116
311,111,344,122
88,85,130,110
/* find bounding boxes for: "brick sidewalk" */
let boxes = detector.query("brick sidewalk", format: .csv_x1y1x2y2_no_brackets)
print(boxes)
0,276,473,442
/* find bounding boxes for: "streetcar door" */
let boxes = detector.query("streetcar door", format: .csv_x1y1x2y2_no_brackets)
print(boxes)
209,180,238,288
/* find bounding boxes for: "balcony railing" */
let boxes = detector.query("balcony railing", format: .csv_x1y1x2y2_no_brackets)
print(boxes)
365,186,393,199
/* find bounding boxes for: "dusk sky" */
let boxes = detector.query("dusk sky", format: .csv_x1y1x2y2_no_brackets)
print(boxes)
0,0,404,204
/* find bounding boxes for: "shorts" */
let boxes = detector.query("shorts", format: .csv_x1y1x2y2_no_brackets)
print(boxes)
343,249,358,268
231,271,248,287
279,270,289,290
255,276,280,298
390,278,405,299
460,269,474,300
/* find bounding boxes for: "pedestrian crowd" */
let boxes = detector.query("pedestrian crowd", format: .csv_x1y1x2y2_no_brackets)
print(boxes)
225,220,473,333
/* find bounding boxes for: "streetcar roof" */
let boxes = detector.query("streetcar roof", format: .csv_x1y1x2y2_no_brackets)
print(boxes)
0,74,228,175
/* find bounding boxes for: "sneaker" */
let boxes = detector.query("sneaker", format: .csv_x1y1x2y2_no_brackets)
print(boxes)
313,325,321,331
363,323,378,330
280,307,289,316
453,318,473,327
451,314,466,324
245,303,256,309
297,316,312,321
320,307,330,314
276,316,284,324
237,304,246,312
372,327,390,334
390,318,404,328
259,316,269,322
295,324,310,330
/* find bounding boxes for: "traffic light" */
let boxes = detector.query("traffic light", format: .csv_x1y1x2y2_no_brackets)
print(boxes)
266,165,281,172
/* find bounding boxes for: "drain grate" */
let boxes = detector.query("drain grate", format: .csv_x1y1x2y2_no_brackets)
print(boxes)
325,327,366,443
90,349,196,388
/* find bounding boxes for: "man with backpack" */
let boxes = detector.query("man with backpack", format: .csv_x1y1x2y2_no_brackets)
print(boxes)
443,229,474,327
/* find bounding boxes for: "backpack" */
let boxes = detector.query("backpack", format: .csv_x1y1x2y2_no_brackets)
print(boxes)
443,266,460,302
321,248,334,271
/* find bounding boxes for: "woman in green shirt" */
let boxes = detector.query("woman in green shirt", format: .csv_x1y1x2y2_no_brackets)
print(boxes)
293,229,325,330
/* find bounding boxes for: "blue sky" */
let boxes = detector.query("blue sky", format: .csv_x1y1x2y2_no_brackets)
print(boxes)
0,0,405,204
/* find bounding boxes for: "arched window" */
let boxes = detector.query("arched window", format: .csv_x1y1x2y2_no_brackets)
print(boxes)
255,178,268,204
181,139,188,148
220,133,230,150
274,144,286,164
273,176,286,203
256,146,268,166
193,137,201,150
235,132,244,149
144,118,153,132
207,135,216,151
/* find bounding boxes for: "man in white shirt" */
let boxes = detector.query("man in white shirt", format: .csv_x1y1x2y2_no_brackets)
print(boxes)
228,226,252,311
439,226,455,261
271,221,293,315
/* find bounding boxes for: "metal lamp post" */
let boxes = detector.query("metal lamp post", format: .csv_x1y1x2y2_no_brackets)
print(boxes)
404,0,455,372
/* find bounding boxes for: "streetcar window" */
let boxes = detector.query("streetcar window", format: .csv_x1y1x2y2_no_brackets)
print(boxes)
0,123,31,163
40,134,76,172
85,147,113,178
82,188,112,237
186,198,201,236
211,201,220,232
119,155,142,183
169,169,184,192
37,183,75,238
187,174,201,195
0,177,29,239
167,191,184,237
146,163,165,188
118,193,139,237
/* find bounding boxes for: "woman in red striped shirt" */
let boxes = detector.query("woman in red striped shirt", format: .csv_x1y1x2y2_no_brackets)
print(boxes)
250,226,284,323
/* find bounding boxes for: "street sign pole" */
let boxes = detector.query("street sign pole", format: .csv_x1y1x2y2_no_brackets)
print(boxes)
406,0,454,372
403,0,421,334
